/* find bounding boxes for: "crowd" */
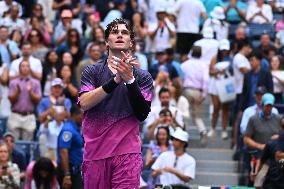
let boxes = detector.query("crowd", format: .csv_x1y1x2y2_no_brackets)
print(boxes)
0,0,283,188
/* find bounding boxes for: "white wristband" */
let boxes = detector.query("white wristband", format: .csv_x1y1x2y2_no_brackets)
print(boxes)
126,77,135,84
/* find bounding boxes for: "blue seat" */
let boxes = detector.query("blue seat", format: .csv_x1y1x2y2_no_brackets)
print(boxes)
274,13,283,22
248,23,275,40
15,140,40,164
0,117,7,138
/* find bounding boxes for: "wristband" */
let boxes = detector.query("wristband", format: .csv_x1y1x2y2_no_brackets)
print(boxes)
126,77,135,85
102,78,119,93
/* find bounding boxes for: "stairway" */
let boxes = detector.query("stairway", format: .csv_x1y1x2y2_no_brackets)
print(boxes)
186,98,239,188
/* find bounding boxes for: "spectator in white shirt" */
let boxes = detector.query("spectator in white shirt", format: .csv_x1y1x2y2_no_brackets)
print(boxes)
193,27,219,66
9,42,43,81
181,46,209,144
203,6,229,41
246,0,273,23
152,128,196,186
0,4,26,34
0,0,23,18
173,0,207,61
147,7,176,53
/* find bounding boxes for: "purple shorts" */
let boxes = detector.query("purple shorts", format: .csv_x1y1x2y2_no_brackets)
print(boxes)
82,153,142,189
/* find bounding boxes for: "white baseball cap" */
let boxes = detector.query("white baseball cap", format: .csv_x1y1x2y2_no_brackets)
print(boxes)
219,39,230,51
171,128,189,143
51,78,64,87
210,6,225,20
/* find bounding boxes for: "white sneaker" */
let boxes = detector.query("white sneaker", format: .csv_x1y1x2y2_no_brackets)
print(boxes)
207,129,216,138
221,130,228,140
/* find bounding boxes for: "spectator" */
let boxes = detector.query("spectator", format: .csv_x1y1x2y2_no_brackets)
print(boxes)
151,128,196,186
25,157,59,189
182,46,209,143
260,130,284,189
208,39,232,139
0,53,9,120
57,104,83,189
240,87,279,135
86,25,105,44
202,0,223,19
169,79,189,122
38,104,65,161
83,12,101,40
146,87,184,132
0,25,21,65
1,4,26,34
76,42,103,84
3,132,26,178
151,70,171,107
56,28,84,66
59,64,78,103
53,9,82,45
0,0,23,18
275,8,284,32
25,16,52,47
27,29,49,62
9,29,23,48
223,0,247,24
193,27,219,66
231,26,249,55
102,0,127,28
268,0,284,13
149,48,179,80
203,6,229,41
146,126,174,188
52,0,81,18
259,33,275,62
0,142,20,188
244,93,283,188
9,42,43,81
246,0,273,24
30,3,53,35
173,0,207,61
37,78,71,124
240,50,274,112
131,11,148,51
147,7,176,53
41,50,61,96
7,60,41,140
271,55,284,104
166,48,183,80
148,108,180,140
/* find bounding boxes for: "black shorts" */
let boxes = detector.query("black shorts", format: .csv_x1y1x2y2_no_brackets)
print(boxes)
176,33,202,54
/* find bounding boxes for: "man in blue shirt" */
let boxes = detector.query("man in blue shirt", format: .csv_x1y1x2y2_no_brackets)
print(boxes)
57,104,83,189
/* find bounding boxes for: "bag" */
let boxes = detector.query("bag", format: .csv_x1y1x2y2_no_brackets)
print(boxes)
215,72,236,103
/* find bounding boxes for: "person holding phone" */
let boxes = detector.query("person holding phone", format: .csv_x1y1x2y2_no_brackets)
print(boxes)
78,18,153,188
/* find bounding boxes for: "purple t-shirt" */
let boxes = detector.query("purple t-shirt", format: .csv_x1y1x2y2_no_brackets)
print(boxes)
78,58,153,161
9,76,41,113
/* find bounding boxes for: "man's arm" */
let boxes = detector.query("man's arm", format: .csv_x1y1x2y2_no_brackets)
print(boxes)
8,84,20,105
163,167,191,182
244,135,265,150
60,148,72,188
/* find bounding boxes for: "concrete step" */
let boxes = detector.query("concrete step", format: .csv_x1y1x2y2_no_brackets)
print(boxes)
188,137,232,149
191,171,239,186
188,148,234,161
196,160,238,173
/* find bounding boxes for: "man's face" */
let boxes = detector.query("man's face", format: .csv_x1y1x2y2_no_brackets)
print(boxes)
172,138,185,151
0,28,8,41
235,28,246,40
89,45,102,61
250,57,261,71
263,104,273,116
19,61,31,76
4,136,14,152
106,24,133,51
159,92,170,107
260,34,270,46
244,45,252,56
156,53,167,64
159,112,173,124
22,44,31,57
51,85,63,98
10,7,19,18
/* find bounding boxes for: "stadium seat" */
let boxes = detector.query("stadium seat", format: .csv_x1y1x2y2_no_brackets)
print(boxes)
248,23,275,40
15,140,40,164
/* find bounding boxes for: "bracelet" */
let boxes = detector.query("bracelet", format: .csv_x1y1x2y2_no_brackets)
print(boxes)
102,78,119,93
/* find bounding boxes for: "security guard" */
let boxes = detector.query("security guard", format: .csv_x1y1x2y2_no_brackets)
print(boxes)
57,105,83,189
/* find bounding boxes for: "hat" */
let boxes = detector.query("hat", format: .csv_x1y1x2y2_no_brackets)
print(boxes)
156,48,167,54
171,128,189,143
261,93,275,106
203,27,214,39
219,39,230,50
155,4,167,13
255,86,267,94
167,8,177,17
51,78,64,87
61,9,73,18
210,6,225,20
3,132,15,139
